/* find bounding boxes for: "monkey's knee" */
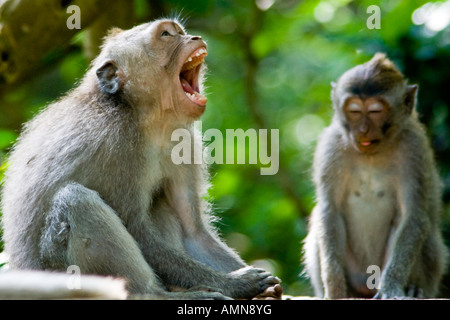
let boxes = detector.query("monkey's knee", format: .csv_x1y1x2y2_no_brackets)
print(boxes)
40,202,71,269
40,183,94,267
40,183,159,294
41,182,125,269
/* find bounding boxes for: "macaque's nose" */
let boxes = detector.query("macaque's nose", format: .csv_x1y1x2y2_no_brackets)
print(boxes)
359,120,369,134
191,35,202,41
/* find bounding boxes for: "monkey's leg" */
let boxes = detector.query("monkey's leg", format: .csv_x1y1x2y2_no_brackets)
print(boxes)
163,177,248,273
150,195,246,274
40,183,158,294
40,183,229,300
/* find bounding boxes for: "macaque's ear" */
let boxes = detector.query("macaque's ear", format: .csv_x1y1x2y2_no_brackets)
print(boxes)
404,84,418,113
96,60,123,94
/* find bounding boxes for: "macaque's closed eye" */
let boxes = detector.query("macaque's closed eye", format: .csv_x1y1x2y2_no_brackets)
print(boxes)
347,102,362,113
368,102,384,113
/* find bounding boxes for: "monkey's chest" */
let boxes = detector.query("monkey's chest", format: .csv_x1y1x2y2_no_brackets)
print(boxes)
343,167,397,267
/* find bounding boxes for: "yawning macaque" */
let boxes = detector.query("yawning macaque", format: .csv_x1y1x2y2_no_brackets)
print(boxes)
1,19,281,299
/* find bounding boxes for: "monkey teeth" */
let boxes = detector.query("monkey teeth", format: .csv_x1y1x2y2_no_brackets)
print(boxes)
181,48,207,72
183,86,207,106
180,47,207,107
186,48,207,62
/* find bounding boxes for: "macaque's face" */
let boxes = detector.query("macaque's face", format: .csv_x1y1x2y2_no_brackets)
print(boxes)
331,53,417,155
95,20,208,121
342,97,390,154
148,20,208,119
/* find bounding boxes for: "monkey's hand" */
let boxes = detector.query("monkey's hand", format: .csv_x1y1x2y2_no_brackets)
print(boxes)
224,266,280,300
252,284,283,300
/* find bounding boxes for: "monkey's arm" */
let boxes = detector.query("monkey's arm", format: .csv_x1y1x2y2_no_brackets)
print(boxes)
376,144,437,298
130,170,278,299
312,129,349,299
376,171,431,298
376,208,430,298
132,216,278,299
315,198,348,299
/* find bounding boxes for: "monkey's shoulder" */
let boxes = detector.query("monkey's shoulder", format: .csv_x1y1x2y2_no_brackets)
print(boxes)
392,121,438,170
314,125,343,155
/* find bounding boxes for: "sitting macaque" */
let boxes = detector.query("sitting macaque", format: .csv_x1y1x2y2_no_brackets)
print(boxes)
303,53,448,299
1,19,281,300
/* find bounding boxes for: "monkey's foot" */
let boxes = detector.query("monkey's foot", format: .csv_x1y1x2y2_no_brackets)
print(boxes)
226,266,281,299
252,284,283,300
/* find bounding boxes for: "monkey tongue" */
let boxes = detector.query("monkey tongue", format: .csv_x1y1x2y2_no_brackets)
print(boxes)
181,78,207,106
361,141,372,146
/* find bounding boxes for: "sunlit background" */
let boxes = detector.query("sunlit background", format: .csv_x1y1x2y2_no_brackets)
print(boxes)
0,0,449,297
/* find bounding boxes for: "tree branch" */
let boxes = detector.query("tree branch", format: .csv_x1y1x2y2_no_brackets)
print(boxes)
82,0,135,61
0,0,119,86
240,3,309,218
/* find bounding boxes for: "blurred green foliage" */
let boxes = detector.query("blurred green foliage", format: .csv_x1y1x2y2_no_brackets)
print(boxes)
0,0,449,296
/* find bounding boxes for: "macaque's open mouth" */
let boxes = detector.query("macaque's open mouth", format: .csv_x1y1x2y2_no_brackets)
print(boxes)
180,47,207,107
